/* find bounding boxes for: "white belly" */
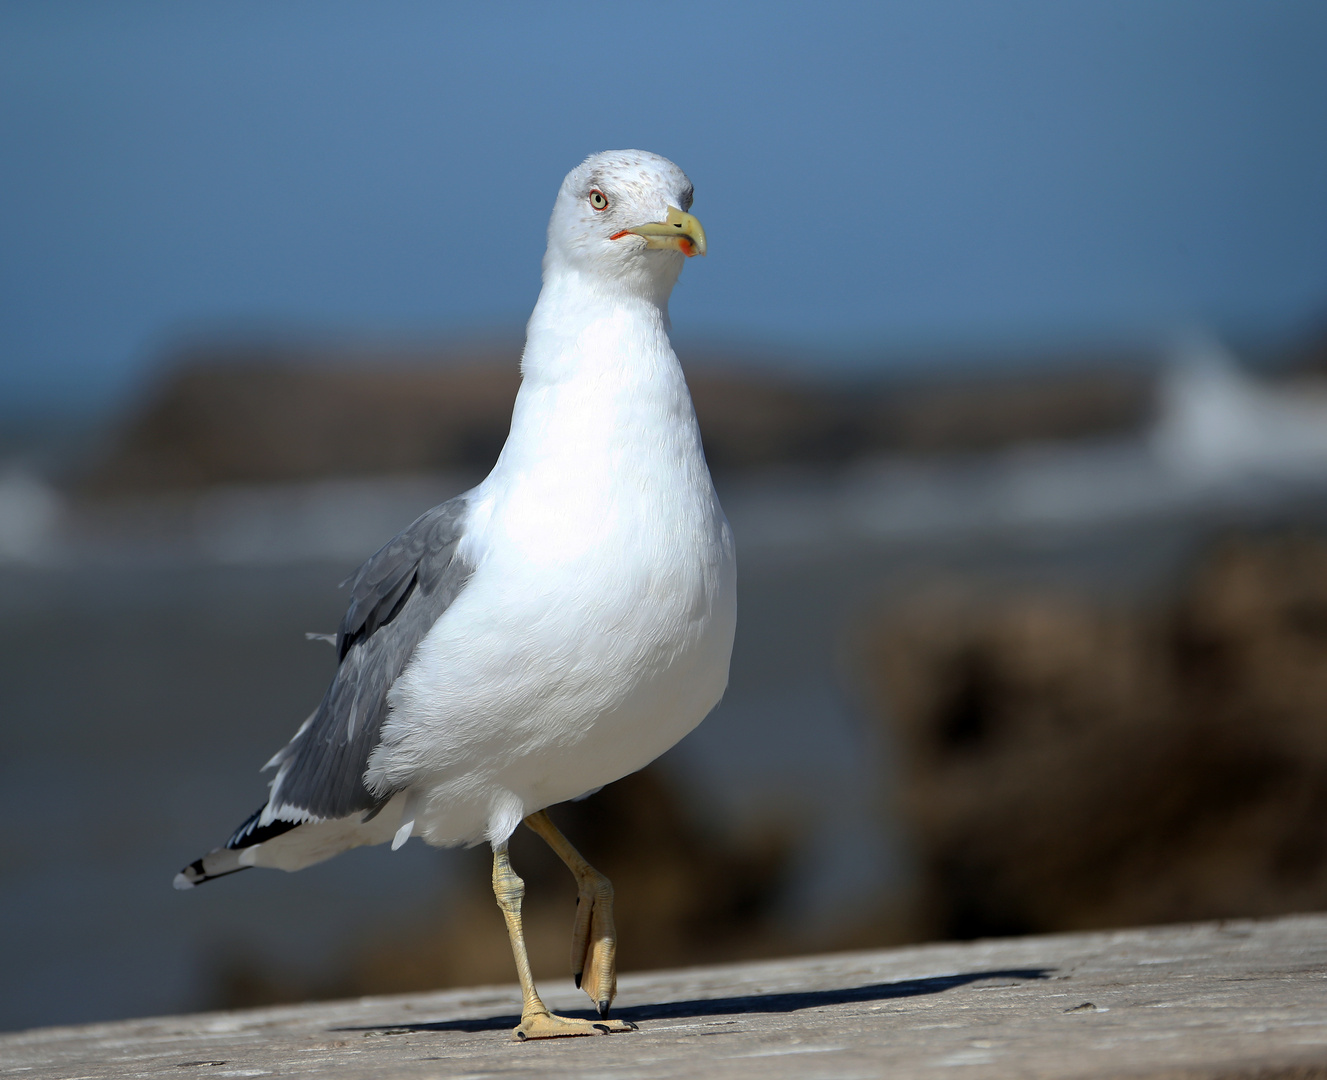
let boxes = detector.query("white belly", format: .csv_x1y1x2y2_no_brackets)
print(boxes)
366,462,737,848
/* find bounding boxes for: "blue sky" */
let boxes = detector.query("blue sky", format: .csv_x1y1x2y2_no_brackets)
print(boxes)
3,2,1326,415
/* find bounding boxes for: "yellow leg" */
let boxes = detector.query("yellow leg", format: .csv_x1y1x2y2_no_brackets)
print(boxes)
523,809,618,1017
491,840,635,1041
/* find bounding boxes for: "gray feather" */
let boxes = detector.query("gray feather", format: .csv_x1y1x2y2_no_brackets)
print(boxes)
260,496,473,823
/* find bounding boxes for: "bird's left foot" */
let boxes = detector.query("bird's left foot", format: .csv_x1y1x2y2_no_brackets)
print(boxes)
571,870,618,1015
512,1010,637,1041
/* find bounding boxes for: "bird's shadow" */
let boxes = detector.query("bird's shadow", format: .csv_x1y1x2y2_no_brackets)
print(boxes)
334,967,1052,1035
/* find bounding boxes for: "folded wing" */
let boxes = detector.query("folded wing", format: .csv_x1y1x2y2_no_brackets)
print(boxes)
259,495,475,827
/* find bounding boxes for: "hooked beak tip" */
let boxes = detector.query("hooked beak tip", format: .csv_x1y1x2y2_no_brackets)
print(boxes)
615,205,707,257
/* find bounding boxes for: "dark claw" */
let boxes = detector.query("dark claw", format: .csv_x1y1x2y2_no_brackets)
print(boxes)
574,973,582,989
593,1023,609,1034
597,999,611,1019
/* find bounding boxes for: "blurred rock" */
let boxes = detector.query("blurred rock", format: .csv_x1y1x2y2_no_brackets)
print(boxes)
691,359,1153,468
87,342,1154,490
1285,313,1327,377
210,766,795,1009
89,345,523,491
858,532,1327,941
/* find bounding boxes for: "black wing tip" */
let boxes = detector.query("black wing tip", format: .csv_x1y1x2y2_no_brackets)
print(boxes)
227,806,303,850
176,803,309,892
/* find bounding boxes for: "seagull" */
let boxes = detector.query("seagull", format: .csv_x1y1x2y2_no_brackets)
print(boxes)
174,150,737,1041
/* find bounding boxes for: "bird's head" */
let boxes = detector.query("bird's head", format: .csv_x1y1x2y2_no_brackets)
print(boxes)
544,150,705,300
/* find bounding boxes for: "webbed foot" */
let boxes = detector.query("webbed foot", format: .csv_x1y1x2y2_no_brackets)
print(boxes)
512,1010,637,1041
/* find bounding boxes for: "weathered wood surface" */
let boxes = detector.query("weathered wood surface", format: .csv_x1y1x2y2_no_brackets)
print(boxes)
5,915,1327,1079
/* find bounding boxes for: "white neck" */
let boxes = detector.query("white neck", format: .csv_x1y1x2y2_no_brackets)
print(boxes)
490,262,698,482
519,259,686,397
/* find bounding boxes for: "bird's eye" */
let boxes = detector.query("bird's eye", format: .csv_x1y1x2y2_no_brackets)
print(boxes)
588,189,609,211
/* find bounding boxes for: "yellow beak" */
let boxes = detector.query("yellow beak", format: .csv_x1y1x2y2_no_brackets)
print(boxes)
613,205,707,257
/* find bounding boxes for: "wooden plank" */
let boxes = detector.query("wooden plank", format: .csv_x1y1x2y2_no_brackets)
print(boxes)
5,914,1327,1079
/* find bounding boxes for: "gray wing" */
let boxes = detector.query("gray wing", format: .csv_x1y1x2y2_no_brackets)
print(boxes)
238,495,474,837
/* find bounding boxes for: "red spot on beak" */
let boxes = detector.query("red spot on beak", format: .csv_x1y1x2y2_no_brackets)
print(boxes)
609,230,630,240
677,238,694,257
